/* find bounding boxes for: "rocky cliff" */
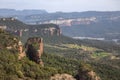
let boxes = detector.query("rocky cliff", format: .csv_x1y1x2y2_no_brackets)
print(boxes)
75,63,101,80
0,28,44,66
0,18,61,42
25,37,44,66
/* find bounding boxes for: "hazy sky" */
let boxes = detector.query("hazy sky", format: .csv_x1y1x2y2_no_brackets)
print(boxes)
0,0,120,12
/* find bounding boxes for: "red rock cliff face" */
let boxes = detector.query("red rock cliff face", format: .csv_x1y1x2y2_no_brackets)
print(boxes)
25,37,44,66
39,38,43,57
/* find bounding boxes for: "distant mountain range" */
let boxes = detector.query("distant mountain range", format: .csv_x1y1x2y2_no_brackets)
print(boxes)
0,9,47,17
21,11,120,24
0,9,120,41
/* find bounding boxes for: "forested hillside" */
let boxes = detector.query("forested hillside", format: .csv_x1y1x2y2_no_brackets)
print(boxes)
0,29,102,80
0,18,120,80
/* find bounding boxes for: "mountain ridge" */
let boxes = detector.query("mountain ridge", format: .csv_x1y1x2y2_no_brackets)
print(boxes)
0,8,47,17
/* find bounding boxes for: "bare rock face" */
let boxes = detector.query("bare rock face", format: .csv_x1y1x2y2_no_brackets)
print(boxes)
40,26,61,36
18,41,26,60
50,74,76,80
25,37,44,66
87,71,101,80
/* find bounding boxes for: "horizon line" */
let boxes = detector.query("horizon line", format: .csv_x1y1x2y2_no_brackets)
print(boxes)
0,8,120,13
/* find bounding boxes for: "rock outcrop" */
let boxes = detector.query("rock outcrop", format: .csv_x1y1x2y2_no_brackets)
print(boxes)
18,41,26,60
17,37,44,66
25,37,44,66
75,63,101,80
50,74,76,80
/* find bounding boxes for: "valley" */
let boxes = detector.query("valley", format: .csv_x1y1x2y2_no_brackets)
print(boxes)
0,10,120,80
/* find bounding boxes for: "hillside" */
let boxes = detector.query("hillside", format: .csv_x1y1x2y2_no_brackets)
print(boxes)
0,29,102,80
0,29,19,50
0,17,28,30
0,18,120,80
44,38,120,80
0,18,61,42
17,11,120,41
1,10,120,40
0,17,120,53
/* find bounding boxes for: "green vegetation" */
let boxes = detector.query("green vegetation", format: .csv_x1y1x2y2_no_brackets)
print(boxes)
0,29,85,80
44,43,111,60
0,29,19,50
91,62,120,80
61,44,98,51
91,51,109,59
32,42,40,50
0,18,28,30
44,42,120,80
0,18,120,80
75,63,101,80
0,49,58,80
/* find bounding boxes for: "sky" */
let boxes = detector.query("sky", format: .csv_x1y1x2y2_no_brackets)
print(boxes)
0,0,120,12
